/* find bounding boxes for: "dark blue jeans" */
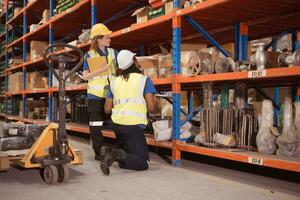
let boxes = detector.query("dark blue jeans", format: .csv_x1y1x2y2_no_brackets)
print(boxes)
112,122,149,171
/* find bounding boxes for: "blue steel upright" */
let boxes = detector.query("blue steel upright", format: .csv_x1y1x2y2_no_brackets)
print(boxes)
22,0,27,118
272,38,279,125
172,0,182,167
48,0,54,121
5,3,9,114
292,31,300,101
91,0,97,26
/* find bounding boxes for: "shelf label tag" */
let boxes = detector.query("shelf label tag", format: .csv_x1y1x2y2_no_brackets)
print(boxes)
248,157,264,165
122,27,131,33
248,70,267,78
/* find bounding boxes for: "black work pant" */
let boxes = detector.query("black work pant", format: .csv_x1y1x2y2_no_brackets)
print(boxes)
112,122,149,171
88,99,110,155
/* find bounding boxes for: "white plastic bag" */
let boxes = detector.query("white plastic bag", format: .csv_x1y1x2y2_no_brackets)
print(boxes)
256,100,276,154
276,98,297,156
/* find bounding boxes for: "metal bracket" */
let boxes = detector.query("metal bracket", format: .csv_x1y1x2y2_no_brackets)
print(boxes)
254,86,280,110
184,15,230,58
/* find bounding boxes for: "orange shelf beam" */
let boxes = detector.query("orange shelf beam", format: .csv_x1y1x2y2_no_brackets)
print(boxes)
7,37,23,48
65,123,172,149
111,13,173,38
177,67,300,83
177,143,300,173
6,115,23,121
176,0,229,17
6,63,24,72
152,77,172,85
49,0,90,23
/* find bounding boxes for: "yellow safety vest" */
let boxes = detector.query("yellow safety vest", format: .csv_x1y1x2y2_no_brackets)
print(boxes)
110,73,148,125
86,48,117,98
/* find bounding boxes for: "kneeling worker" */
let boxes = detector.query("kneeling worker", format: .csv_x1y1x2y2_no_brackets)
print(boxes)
101,50,158,175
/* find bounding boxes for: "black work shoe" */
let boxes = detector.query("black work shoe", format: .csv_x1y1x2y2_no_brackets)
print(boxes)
100,146,112,161
111,148,126,163
100,148,126,176
100,154,110,176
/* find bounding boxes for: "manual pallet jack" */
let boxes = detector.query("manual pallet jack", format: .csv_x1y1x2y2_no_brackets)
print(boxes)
4,44,84,184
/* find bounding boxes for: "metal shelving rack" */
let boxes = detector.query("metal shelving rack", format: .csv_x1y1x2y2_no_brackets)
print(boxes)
1,0,300,173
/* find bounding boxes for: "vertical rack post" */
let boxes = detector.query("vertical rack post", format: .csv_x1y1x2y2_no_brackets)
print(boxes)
4,2,9,115
235,22,249,108
22,0,27,118
91,0,97,26
48,0,54,121
272,37,279,126
139,44,145,56
292,31,300,101
171,0,182,167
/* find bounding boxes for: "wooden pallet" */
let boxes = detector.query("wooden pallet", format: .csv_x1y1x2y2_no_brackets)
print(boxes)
0,151,25,171
0,149,83,171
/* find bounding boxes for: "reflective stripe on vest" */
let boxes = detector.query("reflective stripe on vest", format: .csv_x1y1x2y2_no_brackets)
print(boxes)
111,73,148,125
87,48,116,98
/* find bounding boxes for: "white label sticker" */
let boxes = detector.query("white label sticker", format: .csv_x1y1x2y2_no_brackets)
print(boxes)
122,27,131,33
9,128,18,136
248,70,267,78
248,157,264,165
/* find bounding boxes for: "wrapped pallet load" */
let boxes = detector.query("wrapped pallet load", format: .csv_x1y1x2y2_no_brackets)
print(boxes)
0,123,47,151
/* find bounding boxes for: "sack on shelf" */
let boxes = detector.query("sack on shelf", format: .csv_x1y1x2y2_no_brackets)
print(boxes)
256,100,276,154
276,97,297,156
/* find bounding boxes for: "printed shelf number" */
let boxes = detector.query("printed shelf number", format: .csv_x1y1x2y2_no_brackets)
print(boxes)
248,70,267,78
122,27,131,33
248,157,264,165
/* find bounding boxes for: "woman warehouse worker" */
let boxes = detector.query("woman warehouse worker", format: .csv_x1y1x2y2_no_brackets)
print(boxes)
82,23,118,161
101,50,159,175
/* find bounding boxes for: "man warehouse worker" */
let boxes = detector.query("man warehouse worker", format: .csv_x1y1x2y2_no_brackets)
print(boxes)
101,50,159,175
82,23,118,161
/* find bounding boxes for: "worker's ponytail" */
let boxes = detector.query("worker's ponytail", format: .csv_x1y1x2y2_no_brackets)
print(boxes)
119,63,143,81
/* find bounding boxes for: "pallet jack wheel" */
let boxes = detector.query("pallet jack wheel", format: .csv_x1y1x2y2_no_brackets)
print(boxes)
42,165,59,184
57,165,70,183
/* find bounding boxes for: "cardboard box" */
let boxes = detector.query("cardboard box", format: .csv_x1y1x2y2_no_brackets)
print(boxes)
13,58,23,65
181,43,207,51
42,9,50,24
14,7,22,16
29,24,41,32
131,7,150,23
222,42,252,58
0,153,10,171
30,41,48,61
8,72,22,92
136,56,159,79
27,72,47,90
164,1,174,14
148,6,165,20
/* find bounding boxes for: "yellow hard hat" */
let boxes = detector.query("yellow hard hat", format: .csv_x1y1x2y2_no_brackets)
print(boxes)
90,23,112,39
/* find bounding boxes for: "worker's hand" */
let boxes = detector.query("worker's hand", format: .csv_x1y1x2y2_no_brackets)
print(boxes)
93,65,109,76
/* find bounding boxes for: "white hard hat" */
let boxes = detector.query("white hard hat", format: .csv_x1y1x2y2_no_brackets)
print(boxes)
117,50,136,70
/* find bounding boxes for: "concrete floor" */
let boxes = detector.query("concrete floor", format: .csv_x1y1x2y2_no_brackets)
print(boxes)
1,135,300,200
